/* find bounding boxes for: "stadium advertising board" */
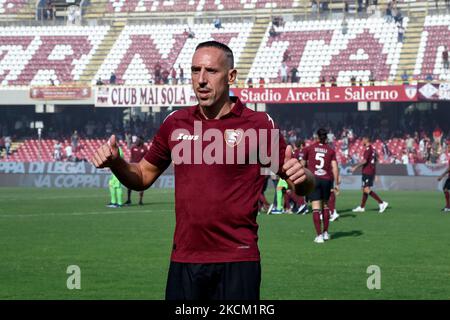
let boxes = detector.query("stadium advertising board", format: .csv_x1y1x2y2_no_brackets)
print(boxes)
30,86,91,100
95,85,196,107
231,85,418,104
0,162,446,190
418,82,450,100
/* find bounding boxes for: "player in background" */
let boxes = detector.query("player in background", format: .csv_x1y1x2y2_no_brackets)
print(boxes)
351,136,388,213
293,140,308,214
107,145,124,208
328,175,341,221
258,174,271,214
302,128,339,243
125,136,148,206
437,144,450,212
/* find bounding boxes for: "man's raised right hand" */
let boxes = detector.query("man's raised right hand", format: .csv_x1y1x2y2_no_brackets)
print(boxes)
91,134,120,168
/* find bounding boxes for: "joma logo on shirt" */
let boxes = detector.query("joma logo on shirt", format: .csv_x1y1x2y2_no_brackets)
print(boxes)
176,133,199,141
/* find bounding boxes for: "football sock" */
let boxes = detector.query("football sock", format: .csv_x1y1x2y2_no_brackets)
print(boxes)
116,187,123,206
361,193,368,208
328,192,336,212
127,189,132,202
445,191,450,208
276,189,283,210
313,209,322,235
323,208,330,232
110,184,116,204
139,191,144,203
369,191,383,204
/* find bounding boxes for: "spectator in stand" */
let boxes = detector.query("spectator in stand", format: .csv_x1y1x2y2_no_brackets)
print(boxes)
178,64,184,84
269,25,277,37
385,1,393,23
247,78,253,88
320,76,326,87
311,0,319,13
341,16,348,35
71,130,78,152
426,73,433,82
406,134,415,153
283,50,290,63
161,69,170,84
65,144,73,162
154,63,161,84
280,62,288,83
433,126,443,145
442,46,449,70
171,67,177,85
369,72,375,85
401,71,409,84
54,140,62,161
187,27,195,39
110,72,116,85
401,150,409,164
0,136,4,157
4,135,11,158
351,75,357,86
330,76,337,87
213,17,222,29
96,77,104,85
397,24,405,43
272,16,284,27
259,77,265,88
290,67,299,83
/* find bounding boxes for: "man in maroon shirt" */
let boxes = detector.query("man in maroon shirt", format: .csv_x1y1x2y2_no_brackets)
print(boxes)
303,128,339,243
351,136,388,213
437,144,450,212
124,136,148,206
91,41,314,300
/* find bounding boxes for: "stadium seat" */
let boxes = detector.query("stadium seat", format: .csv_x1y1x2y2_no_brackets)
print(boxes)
248,17,407,85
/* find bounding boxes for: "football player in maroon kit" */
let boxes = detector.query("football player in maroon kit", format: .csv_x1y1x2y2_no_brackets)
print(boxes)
293,140,308,214
91,41,315,300
351,136,388,213
302,128,339,243
125,136,148,206
437,143,450,212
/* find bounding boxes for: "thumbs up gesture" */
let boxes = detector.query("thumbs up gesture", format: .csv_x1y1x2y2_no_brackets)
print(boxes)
282,145,315,196
91,134,120,168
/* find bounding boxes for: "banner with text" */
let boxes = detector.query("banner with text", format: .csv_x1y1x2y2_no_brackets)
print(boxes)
95,85,196,107
230,85,418,104
30,86,91,100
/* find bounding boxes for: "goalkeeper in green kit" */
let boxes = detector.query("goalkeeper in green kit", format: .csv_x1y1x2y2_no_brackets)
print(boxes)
107,146,124,208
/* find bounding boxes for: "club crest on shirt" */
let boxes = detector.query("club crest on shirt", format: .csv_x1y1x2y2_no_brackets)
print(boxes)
224,129,244,147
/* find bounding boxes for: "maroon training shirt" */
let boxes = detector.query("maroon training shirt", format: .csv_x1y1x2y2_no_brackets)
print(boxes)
303,142,336,181
362,144,377,175
130,144,148,163
144,97,287,263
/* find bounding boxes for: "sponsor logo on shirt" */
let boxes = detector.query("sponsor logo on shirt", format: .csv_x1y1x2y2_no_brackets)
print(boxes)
176,133,199,141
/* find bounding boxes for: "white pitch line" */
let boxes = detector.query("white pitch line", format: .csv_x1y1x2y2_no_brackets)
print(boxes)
0,209,173,218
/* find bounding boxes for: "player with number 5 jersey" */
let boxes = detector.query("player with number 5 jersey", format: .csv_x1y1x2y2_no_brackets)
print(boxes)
302,128,340,243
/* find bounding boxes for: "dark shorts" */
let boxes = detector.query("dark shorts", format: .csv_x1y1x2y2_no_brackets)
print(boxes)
362,174,375,188
309,178,333,202
165,261,261,300
444,178,450,191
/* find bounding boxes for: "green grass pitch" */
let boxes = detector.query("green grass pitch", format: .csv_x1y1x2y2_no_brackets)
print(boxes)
0,187,449,300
